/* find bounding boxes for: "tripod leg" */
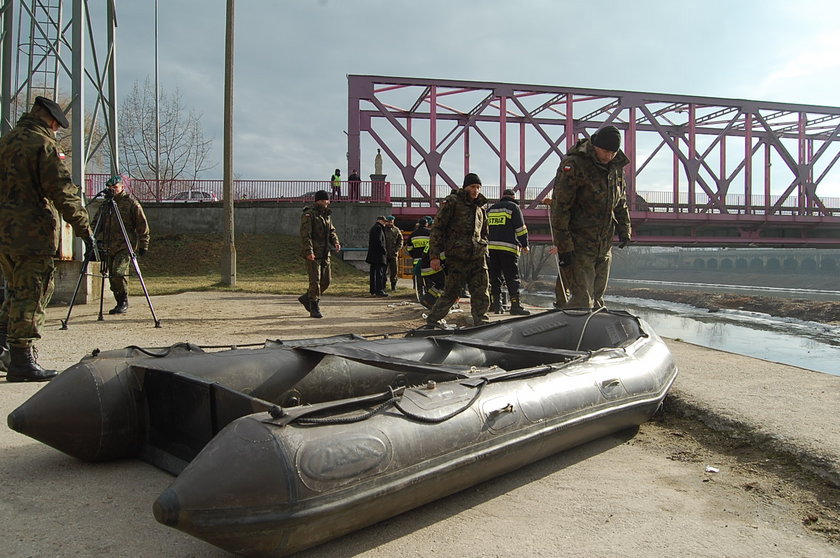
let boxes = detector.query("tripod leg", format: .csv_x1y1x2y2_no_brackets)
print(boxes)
97,258,108,320
107,198,161,328
130,255,161,328
60,258,93,330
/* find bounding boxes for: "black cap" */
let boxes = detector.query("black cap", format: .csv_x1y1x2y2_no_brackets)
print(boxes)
502,189,515,197
34,96,69,128
591,125,621,152
463,173,482,187
314,190,330,201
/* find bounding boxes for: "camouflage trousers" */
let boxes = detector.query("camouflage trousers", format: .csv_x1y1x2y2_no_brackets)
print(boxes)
560,250,612,309
104,249,131,299
306,258,331,301
386,255,399,285
0,253,55,346
426,257,489,325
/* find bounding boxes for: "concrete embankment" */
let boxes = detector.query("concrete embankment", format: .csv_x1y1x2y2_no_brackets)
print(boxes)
666,340,840,487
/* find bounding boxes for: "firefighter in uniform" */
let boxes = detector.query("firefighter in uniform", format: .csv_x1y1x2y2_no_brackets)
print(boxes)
405,217,431,301
487,188,530,315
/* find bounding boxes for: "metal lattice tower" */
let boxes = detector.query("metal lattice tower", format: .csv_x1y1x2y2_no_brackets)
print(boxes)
0,0,119,184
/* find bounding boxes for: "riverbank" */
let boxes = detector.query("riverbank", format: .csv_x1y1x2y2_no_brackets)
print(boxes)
2,291,838,556
609,286,840,325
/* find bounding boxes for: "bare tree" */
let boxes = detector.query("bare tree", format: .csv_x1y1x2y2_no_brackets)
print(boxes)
118,78,216,200
520,245,555,282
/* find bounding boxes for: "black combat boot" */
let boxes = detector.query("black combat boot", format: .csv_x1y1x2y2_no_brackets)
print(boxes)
390,280,397,291
109,295,129,315
309,299,323,319
509,297,531,316
490,295,504,314
297,294,311,312
0,321,9,372
7,344,57,382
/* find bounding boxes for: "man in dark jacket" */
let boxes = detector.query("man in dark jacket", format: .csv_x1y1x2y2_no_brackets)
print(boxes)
0,96,94,381
425,173,490,327
299,190,341,318
366,216,389,297
93,174,150,315
549,125,631,309
487,188,530,315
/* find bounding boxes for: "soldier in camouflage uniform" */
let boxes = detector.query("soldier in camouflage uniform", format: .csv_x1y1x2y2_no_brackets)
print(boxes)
0,96,93,381
549,125,631,309
425,173,490,327
93,175,150,314
384,215,403,290
298,190,340,318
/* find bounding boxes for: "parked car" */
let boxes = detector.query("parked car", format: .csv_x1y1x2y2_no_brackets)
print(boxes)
167,190,219,202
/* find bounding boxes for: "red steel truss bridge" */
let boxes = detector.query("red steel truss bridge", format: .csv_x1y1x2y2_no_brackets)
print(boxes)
347,75,840,247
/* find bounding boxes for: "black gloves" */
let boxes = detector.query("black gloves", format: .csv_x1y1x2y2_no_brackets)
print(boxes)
618,235,630,249
557,251,575,268
138,247,147,257
83,236,96,261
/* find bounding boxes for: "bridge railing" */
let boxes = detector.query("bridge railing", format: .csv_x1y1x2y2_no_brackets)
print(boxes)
85,174,839,216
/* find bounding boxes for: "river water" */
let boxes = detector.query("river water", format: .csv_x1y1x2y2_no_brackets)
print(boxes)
523,281,840,377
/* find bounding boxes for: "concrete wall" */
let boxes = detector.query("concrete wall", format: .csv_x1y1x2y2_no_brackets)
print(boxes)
143,201,393,249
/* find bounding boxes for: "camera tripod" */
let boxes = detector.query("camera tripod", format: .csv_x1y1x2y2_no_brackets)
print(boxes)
60,189,161,329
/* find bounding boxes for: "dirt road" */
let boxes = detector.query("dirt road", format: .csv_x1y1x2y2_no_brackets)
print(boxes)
2,292,838,557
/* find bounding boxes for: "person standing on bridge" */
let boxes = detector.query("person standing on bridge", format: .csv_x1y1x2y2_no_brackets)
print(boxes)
330,169,341,200
549,125,631,309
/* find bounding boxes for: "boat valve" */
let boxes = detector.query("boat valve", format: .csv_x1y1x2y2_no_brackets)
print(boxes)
488,403,514,419
426,380,436,390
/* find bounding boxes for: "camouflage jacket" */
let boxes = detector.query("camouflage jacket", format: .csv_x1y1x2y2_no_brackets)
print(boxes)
92,191,150,253
0,113,90,256
429,187,488,262
549,138,631,256
384,225,404,257
300,204,339,260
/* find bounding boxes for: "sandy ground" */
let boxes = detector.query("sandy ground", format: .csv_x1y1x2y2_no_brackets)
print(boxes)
1,290,839,557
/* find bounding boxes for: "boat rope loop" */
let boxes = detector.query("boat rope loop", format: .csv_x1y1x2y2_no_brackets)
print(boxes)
393,378,488,424
292,387,403,425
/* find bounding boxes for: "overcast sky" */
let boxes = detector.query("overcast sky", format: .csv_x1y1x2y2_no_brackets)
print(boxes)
111,0,840,195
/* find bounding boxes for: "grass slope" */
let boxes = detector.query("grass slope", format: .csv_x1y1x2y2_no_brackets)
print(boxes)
131,233,395,298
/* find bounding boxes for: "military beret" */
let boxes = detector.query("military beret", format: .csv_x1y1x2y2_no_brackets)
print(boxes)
386,215,395,221
314,190,330,201
502,189,515,197
34,96,69,128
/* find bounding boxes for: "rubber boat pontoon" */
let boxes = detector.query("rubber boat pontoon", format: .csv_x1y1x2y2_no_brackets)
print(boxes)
9,308,677,557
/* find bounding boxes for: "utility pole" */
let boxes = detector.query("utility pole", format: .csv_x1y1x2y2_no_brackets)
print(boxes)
221,0,236,286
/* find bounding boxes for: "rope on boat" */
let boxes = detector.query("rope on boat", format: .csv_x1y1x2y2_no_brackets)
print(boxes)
575,307,607,352
394,378,488,424
291,387,402,425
